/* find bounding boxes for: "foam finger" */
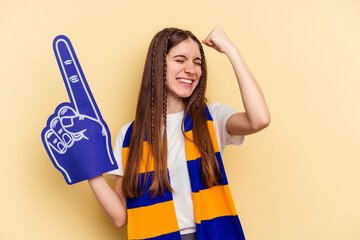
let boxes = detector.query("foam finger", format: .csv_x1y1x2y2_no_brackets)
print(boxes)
49,116,74,147
53,35,101,120
44,129,67,154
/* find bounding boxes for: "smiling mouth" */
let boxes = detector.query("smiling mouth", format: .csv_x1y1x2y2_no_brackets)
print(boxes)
177,78,194,85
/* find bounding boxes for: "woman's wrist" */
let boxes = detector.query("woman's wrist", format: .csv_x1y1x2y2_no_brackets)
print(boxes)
224,45,241,60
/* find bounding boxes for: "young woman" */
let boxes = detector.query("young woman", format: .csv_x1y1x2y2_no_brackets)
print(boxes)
88,27,270,240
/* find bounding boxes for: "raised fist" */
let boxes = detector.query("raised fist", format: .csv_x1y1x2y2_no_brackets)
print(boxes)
41,36,118,185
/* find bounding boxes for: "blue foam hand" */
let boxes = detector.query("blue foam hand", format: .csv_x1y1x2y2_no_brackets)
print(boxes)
41,35,118,185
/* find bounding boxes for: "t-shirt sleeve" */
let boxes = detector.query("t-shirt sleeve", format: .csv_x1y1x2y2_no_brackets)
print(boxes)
208,102,245,156
108,122,132,179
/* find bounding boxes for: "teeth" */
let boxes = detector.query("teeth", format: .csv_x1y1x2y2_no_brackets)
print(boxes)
178,79,192,84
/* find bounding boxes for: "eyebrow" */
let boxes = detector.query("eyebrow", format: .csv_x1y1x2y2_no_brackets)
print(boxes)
172,54,202,61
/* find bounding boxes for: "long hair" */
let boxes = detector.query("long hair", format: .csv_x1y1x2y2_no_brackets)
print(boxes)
123,28,221,198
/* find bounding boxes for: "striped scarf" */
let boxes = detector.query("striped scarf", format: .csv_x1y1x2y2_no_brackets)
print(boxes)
122,106,245,240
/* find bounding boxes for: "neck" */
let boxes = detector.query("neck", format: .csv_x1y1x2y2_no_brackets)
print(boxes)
167,96,186,114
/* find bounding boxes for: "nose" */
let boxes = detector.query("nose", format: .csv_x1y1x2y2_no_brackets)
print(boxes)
184,62,196,74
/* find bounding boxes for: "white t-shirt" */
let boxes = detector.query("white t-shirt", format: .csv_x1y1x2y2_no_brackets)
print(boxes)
108,102,244,235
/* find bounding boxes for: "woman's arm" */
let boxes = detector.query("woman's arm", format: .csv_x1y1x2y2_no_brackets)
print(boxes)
202,27,270,136
88,175,127,228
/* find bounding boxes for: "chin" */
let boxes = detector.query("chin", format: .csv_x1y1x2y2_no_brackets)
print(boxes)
169,87,196,100
178,92,193,98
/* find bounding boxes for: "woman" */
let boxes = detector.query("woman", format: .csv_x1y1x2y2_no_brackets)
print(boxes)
88,27,270,240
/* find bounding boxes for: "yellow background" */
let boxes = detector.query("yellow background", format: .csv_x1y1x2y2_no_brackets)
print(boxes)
1,0,359,239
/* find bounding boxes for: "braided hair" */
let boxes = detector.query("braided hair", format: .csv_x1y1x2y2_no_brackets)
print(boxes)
123,28,220,198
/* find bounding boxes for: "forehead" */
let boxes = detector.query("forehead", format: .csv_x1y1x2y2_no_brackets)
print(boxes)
168,39,201,58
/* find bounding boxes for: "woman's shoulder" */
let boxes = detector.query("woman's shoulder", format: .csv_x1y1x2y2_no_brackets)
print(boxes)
207,102,244,148
120,122,133,133
207,102,221,116
207,102,239,119
114,121,134,144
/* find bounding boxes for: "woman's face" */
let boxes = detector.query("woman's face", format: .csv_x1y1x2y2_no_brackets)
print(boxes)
165,38,202,103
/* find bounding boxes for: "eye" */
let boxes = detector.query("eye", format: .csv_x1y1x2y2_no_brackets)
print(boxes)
175,59,184,63
195,62,202,66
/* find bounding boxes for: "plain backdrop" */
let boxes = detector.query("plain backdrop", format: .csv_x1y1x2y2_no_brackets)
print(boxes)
1,0,359,239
